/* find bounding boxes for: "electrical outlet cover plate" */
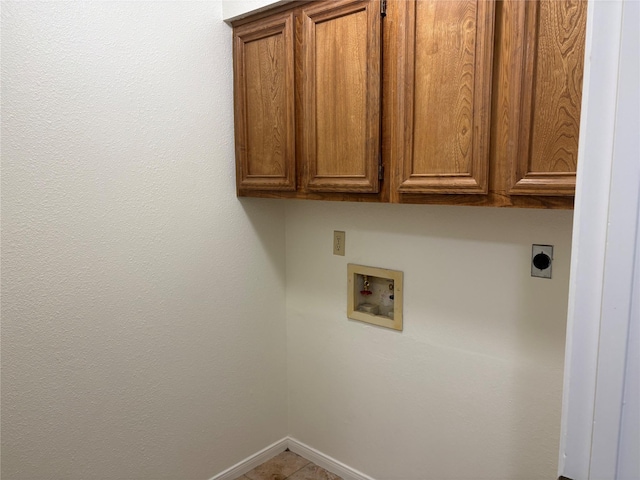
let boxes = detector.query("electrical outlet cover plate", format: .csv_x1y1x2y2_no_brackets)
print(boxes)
531,244,553,279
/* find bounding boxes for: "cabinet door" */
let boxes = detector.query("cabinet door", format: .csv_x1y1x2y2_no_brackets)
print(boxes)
301,0,382,193
395,0,495,194
233,12,296,191
509,0,587,196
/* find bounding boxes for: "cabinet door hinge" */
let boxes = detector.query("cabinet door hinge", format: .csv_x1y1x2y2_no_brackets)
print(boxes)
378,153,384,181
381,0,387,17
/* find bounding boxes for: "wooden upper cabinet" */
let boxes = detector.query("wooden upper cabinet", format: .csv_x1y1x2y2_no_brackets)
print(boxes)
301,0,382,193
509,0,587,196
233,11,296,191
231,0,587,208
394,0,496,194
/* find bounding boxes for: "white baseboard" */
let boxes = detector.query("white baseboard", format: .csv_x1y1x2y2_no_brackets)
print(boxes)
209,437,288,480
209,436,375,480
287,437,376,480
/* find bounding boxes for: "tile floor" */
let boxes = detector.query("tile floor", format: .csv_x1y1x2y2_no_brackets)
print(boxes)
235,450,342,480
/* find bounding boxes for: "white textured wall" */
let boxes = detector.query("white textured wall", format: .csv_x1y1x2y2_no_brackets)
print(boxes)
2,1,577,479
1,2,287,479
286,201,573,480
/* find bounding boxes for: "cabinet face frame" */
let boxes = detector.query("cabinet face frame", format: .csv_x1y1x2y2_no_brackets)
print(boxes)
301,0,382,193
233,11,296,192
395,0,496,195
509,0,587,196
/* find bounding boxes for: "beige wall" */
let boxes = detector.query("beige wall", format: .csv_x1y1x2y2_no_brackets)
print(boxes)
0,2,287,479
285,200,573,479
2,1,574,479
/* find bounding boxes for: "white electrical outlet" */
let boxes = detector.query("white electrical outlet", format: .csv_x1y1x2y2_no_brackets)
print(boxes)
333,231,345,256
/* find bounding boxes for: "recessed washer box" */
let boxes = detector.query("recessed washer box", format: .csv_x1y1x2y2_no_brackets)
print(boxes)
347,264,403,331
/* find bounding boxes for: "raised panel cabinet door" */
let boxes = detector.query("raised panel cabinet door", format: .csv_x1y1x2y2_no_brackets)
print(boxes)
301,0,382,193
233,12,296,191
509,0,587,196
396,0,495,194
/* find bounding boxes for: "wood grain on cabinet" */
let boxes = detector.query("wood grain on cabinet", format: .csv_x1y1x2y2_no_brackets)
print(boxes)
232,0,585,209
301,0,382,192
509,0,587,195
393,0,496,195
233,11,296,191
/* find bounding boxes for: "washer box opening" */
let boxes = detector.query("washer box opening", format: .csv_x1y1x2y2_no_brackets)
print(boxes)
347,264,403,331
